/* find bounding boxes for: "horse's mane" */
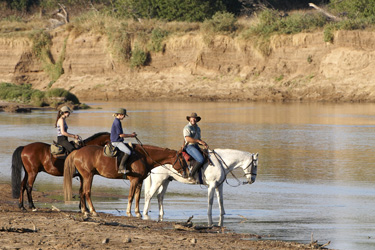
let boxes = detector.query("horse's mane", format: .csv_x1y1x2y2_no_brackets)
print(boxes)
136,144,176,152
83,132,110,143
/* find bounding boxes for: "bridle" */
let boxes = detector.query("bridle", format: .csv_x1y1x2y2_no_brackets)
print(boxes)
172,151,188,173
242,154,258,184
211,150,258,187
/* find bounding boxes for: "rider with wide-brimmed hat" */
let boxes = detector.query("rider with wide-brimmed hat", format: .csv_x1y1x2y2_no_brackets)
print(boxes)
55,105,80,154
183,112,208,181
110,108,137,174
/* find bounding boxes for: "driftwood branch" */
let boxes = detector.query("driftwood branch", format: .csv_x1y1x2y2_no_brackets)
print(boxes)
173,215,214,231
48,3,69,29
58,3,69,23
309,3,341,21
309,232,331,249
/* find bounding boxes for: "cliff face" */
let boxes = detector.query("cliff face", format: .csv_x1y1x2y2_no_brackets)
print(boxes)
1,29,375,102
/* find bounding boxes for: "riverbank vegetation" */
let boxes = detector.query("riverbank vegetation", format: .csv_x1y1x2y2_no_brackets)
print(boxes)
1,1,374,63
0,82,83,108
1,0,375,103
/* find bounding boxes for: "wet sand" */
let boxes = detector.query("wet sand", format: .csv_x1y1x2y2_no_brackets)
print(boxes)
0,183,328,250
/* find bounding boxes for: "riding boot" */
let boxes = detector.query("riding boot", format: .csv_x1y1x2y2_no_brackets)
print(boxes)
118,153,130,174
188,161,202,181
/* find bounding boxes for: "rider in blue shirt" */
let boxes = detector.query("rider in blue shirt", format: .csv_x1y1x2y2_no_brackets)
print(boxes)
111,108,137,174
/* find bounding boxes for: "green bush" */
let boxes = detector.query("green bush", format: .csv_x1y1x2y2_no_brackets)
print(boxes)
243,9,327,39
109,0,227,22
30,30,52,58
148,28,168,52
202,12,237,33
0,82,45,105
130,46,148,68
46,88,80,104
329,0,375,19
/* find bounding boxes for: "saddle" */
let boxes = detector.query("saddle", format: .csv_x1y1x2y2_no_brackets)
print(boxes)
103,142,133,168
51,141,64,155
51,140,82,159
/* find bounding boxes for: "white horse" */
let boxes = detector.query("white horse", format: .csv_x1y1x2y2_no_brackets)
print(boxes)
143,149,258,226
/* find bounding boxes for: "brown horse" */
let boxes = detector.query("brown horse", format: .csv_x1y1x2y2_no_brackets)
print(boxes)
63,143,187,217
11,132,111,211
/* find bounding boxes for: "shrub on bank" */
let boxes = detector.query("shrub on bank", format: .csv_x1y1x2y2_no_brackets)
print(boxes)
0,83,80,107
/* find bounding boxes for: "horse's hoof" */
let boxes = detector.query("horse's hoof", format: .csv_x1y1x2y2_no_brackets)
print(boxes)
136,213,142,218
126,213,133,217
32,208,38,212
143,215,151,220
92,212,99,217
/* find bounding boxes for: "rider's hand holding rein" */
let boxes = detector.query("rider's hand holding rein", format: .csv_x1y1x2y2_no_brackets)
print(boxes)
120,132,137,138
184,132,208,149
199,139,208,149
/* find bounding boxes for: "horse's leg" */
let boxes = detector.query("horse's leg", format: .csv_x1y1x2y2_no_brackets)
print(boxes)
215,184,225,227
25,172,37,211
207,184,216,227
18,173,28,211
157,179,171,222
82,174,97,217
126,178,138,217
143,175,164,220
134,181,143,218
77,175,89,215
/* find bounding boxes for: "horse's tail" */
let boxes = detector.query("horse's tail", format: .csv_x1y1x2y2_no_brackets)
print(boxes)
63,151,76,202
11,146,24,199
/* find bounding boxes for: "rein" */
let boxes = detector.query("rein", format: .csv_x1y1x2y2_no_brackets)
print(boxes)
211,150,255,187
211,150,241,187
135,137,180,174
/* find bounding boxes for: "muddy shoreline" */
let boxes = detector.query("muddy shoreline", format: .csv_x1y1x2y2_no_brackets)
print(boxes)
0,182,332,249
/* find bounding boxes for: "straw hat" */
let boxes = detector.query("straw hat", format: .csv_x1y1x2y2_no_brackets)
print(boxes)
60,106,73,113
186,112,201,122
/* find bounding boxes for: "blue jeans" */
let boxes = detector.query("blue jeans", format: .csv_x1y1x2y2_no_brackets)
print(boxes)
185,144,204,164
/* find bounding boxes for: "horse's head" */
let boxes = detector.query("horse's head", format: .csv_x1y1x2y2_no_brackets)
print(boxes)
243,153,258,184
174,148,189,172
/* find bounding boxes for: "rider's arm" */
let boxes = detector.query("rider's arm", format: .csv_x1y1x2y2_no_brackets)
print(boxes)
120,132,137,138
58,118,78,139
185,136,207,148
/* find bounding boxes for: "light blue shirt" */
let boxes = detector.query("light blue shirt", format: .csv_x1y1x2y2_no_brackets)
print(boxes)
183,122,201,145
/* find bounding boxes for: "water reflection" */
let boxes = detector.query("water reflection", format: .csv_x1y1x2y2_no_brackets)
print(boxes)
1,101,375,249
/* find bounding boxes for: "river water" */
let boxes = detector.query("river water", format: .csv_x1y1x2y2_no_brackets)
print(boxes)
1,101,375,250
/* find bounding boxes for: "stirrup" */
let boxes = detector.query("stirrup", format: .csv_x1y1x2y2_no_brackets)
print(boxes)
118,169,130,174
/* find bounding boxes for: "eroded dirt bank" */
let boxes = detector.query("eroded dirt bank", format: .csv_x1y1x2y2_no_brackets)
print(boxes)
1,29,375,103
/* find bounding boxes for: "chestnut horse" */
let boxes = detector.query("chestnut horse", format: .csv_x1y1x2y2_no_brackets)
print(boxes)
63,144,187,217
11,132,111,211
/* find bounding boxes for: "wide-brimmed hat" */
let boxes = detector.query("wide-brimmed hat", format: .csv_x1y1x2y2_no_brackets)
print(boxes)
115,108,128,116
186,112,201,122
60,106,73,113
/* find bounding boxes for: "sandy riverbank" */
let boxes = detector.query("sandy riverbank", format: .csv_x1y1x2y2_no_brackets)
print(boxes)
0,183,332,249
